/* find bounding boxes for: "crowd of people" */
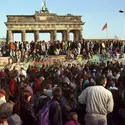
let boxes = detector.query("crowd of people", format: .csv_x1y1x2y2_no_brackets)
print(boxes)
0,59,125,125
0,39,125,61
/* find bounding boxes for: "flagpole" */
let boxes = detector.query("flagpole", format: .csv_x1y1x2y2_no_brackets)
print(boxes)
106,23,108,41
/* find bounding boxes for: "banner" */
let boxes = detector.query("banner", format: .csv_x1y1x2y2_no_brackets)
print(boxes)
0,57,10,66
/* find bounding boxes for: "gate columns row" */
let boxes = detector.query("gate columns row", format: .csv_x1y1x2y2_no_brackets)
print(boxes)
7,30,83,42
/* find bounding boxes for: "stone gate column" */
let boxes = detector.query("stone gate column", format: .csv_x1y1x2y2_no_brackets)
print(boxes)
12,33,14,42
66,30,70,41
21,30,26,42
50,31,54,42
34,30,39,42
53,30,57,41
7,30,12,43
62,31,67,41
74,30,81,41
79,30,83,41
74,31,78,41
74,31,77,41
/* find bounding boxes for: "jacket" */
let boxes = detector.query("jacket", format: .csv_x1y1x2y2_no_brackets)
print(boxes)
65,120,80,125
49,98,63,125
10,79,18,96
20,102,37,125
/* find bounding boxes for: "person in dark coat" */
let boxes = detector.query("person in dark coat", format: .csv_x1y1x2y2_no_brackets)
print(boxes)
23,78,34,104
36,89,51,113
20,90,37,125
49,87,63,125
110,75,125,125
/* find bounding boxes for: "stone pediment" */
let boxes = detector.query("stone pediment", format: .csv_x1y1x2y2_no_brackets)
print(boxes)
6,13,82,23
35,13,82,23
7,15,36,22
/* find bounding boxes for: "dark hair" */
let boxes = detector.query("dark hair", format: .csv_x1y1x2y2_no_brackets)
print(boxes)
8,95,17,103
0,118,7,124
20,90,31,104
96,75,106,86
23,78,29,85
52,87,62,98
20,75,25,79
0,89,6,97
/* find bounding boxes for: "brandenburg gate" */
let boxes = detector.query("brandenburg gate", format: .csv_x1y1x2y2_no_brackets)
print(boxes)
5,0,85,42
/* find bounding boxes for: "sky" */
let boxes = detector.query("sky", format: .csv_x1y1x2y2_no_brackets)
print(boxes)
0,0,125,41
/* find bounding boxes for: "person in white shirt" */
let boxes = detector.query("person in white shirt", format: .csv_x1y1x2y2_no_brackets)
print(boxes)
77,42,81,55
20,67,27,78
78,75,114,125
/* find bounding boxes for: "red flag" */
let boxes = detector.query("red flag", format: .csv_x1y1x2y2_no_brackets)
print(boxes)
102,23,107,31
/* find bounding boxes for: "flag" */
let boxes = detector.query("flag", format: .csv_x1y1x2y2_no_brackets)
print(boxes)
102,23,107,31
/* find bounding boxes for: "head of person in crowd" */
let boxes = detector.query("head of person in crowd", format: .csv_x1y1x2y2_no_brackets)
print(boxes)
0,118,8,125
108,79,118,90
79,76,84,86
83,77,94,90
0,90,6,106
23,78,29,88
65,112,79,125
61,77,76,93
7,102,22,125
9,70,18,79
0,102,14,122
52,87,62,100
40,88,48,96
96,75,107,87
20,90,32,104
20,67,26,78
20,75,25,82
72,63,76,68
46,84,53,98
68,64,72,70
69,112,78,122
4,66,10,75
46,84,53,90
8,95,17,105
39,76,45,83
7,114,22,125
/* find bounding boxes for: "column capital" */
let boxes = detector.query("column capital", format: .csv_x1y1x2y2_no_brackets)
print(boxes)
21,30,26,33
35,30,39,32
